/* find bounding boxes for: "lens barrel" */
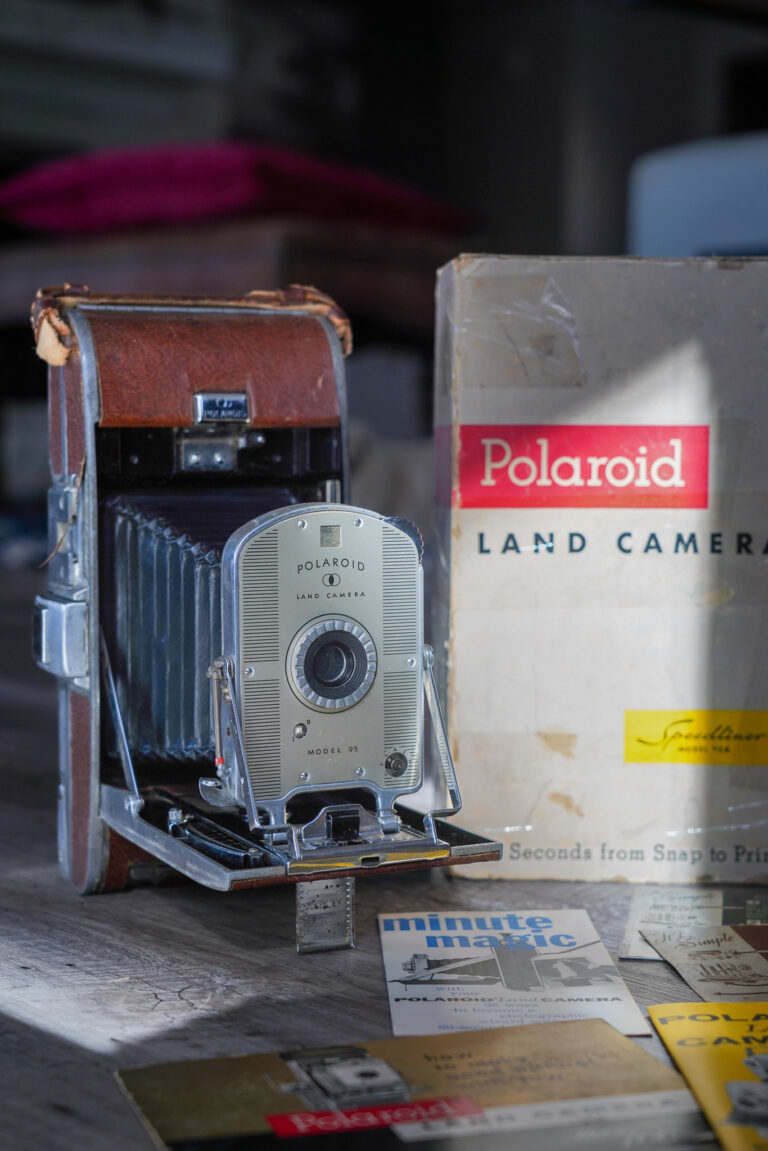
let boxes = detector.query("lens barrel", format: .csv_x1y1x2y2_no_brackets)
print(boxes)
288,617,377,710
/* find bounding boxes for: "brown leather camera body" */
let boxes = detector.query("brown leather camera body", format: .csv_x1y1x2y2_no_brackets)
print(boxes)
32,285,350,893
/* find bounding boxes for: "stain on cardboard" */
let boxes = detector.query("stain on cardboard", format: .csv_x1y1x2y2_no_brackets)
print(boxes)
537,731,577,759
548,791,584,818
698,584,735,607
466,274,585,390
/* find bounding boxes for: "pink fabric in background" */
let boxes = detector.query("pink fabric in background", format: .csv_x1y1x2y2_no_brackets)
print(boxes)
0,142,466,236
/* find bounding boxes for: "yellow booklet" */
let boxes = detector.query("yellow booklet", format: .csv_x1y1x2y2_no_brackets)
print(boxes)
649,1002,768,1150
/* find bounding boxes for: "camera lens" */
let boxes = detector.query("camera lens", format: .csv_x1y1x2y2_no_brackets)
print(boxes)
289,618,377,711
311,640,355,688
304,632,368,699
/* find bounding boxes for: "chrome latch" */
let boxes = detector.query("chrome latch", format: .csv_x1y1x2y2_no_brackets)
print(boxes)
33,594,88,679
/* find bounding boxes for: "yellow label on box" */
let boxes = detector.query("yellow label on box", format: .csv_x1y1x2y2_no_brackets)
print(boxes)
625,710,768,765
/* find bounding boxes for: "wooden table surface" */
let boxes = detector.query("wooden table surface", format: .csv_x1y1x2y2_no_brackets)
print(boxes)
2,568,718,1150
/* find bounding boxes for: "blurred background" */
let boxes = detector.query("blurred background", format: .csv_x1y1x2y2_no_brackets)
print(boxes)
2,0,768,564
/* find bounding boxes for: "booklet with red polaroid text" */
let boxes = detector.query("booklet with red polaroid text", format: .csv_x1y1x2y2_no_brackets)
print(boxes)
118,1019,707,1150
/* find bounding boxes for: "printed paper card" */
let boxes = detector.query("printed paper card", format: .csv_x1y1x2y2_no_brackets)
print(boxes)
621,888,768,961
649,1001,768,1151
118,1019,706,1150
642,925,768,1000
377,908,649,1036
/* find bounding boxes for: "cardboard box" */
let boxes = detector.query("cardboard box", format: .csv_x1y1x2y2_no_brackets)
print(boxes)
434,255,768,883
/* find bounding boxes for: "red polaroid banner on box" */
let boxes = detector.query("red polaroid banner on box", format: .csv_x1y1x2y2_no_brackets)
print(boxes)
267,1096,482,1138
456,425,709,509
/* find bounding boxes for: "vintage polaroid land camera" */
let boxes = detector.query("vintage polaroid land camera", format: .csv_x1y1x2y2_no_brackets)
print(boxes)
31,286,501,951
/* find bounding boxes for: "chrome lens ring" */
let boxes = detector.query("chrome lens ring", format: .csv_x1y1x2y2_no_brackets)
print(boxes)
289,618,377,711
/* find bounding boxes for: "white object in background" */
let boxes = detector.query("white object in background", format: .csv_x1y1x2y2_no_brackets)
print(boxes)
628,131,768,256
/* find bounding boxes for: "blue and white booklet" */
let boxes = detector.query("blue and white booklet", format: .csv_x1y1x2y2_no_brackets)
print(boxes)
378,907,649,1036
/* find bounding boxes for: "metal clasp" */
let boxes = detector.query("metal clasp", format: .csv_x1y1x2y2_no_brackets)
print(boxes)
33,594,88,679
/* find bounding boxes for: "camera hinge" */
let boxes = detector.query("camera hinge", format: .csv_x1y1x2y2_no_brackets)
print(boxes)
420,644,462,838
204,657,253,814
